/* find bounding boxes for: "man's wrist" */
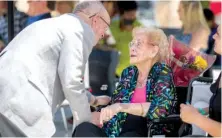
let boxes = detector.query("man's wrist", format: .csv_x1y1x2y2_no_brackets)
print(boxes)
91,96,97,106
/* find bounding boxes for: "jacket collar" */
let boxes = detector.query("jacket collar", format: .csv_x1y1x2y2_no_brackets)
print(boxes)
122,62,163,102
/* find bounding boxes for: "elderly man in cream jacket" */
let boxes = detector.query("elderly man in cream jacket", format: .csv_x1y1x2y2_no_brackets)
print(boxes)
0,1,110,137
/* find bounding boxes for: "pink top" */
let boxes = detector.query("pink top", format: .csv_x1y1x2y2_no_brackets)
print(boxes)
131,86,146,103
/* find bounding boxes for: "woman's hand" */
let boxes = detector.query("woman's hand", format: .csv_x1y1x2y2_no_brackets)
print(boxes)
180,104,201,124
100,103,122,125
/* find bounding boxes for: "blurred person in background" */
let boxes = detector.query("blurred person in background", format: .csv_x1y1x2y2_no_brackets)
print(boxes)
25,1,55,26
154,1,182,28
180,25,221,137
204,8,221,66
110,1,140,77
177,1,210,52
0,36,4,52
56,1,74,15
100,1,116,46
102,1,116,18
0,1,27,45
51,1,75,17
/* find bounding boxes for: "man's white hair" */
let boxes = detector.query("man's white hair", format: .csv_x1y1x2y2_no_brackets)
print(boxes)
74,1,105,15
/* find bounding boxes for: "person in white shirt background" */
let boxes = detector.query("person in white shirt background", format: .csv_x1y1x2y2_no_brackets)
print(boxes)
0,1,111,137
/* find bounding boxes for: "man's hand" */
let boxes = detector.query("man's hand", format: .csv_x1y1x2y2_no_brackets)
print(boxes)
91,112,102,127
100,103,121,125
91,95,111,107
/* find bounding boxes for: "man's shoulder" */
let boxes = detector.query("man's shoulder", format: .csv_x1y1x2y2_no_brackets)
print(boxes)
57,14,92,33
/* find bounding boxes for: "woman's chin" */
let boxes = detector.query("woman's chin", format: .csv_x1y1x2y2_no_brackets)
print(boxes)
130,61,136,65
130,60,139,65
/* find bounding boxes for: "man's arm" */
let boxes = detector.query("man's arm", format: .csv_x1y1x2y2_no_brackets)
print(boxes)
58,32,91,126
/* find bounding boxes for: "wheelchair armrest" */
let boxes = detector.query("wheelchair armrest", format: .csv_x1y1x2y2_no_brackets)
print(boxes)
151,114,182,124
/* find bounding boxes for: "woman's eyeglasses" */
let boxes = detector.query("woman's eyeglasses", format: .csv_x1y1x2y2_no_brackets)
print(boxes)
129,40,142,49
129,40,155,49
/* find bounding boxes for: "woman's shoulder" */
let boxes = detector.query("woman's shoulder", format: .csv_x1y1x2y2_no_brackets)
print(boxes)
152,62,173,74
121,63,173,75
122,65,137,74
193,26,210,37
151,63,174,85
191,26,210,50
118,65,138,78
199,26,210,33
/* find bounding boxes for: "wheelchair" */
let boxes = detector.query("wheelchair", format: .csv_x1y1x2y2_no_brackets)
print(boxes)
91,76,213,137
147,77,213,137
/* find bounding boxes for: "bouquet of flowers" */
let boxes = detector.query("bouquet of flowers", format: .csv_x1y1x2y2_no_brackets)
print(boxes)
168,36,216,87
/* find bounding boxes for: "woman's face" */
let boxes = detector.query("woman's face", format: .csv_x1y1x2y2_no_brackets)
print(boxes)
129,33,158,65
177,2,184,22
213,25,221,55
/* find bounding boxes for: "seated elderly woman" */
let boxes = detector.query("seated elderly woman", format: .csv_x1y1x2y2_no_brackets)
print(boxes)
73,27,176,137
180,25,221,137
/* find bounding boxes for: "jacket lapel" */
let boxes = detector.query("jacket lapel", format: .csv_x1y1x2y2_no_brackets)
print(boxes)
146,62,161,101
124,63,160,103
121,66,138,103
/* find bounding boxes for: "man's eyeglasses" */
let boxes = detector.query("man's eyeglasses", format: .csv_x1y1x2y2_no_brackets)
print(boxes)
89,14,109,27
78,11,109,27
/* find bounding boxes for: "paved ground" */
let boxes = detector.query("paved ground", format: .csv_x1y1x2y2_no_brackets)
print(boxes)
53,106,73,137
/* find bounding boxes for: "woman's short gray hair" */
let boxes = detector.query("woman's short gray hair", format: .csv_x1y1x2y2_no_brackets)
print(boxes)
132,26,170,63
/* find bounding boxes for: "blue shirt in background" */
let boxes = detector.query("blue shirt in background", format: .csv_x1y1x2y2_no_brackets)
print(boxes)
26,12,51,27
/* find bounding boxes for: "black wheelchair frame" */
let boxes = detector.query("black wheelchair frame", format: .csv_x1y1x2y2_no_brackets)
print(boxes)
147,77,213,137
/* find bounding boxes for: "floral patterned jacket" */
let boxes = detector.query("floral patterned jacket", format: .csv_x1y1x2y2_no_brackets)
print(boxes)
102,62,175,137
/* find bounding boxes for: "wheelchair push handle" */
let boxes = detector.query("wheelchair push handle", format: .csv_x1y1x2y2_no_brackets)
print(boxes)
189,77,213,84
186,77,213,104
